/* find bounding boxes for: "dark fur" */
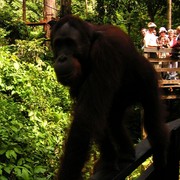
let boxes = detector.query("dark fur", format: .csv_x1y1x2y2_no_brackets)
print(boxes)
50,15,169,180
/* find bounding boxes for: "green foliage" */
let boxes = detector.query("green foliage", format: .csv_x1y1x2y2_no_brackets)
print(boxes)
0,0,30,43
12,39,48,64
0,0,47,43
0,41,72,179
0,0,179,179
0,13,29,43
0,28,10,46
26,1,44,22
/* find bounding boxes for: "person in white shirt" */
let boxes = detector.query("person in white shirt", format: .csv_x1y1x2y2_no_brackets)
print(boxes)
144,22,158,58
144,22,158,48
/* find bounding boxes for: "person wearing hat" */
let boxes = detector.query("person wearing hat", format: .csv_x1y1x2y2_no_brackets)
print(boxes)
144,22,158,48
144,22,158,58
156,27,170,49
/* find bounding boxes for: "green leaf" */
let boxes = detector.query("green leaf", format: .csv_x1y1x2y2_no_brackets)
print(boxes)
25,158,33,163
21,168,30,180
11,126,18,133
24,164,32,171
13,62,19,70
14,167,22,177
28,111,34,116
14,147,23,154
0,176,8,180
17,158,25,166
0,149,6,155
34,166,46,174
5,150,17,160
4,165,14,174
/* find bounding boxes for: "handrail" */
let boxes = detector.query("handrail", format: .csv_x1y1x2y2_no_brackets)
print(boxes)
114,119,180,180
144,47,180,53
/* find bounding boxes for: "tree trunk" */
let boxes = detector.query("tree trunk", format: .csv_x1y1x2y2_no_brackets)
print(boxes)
44,0,56,38
167,0,172,29
85,0,88,17
22,0,26,21
60,0,72,17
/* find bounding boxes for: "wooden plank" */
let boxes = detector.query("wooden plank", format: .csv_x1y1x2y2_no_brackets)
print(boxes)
149,58,180,63
155,68,180,72
144,47,180,53
144,47,172,53
159,79,180,84
160,85,180,88
161,95,180,99
26,21,47,26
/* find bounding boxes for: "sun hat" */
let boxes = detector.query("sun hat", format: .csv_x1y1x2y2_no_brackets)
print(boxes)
159,27,167,33
148,22,157,28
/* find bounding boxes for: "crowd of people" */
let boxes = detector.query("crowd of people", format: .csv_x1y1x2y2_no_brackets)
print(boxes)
141,22,180,50
141,22,180,80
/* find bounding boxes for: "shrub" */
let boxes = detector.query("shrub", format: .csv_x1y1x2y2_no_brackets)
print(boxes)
0,42,72,179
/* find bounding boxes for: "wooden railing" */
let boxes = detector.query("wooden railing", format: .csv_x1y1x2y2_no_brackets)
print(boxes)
114,118,180,180
144,47,180,99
